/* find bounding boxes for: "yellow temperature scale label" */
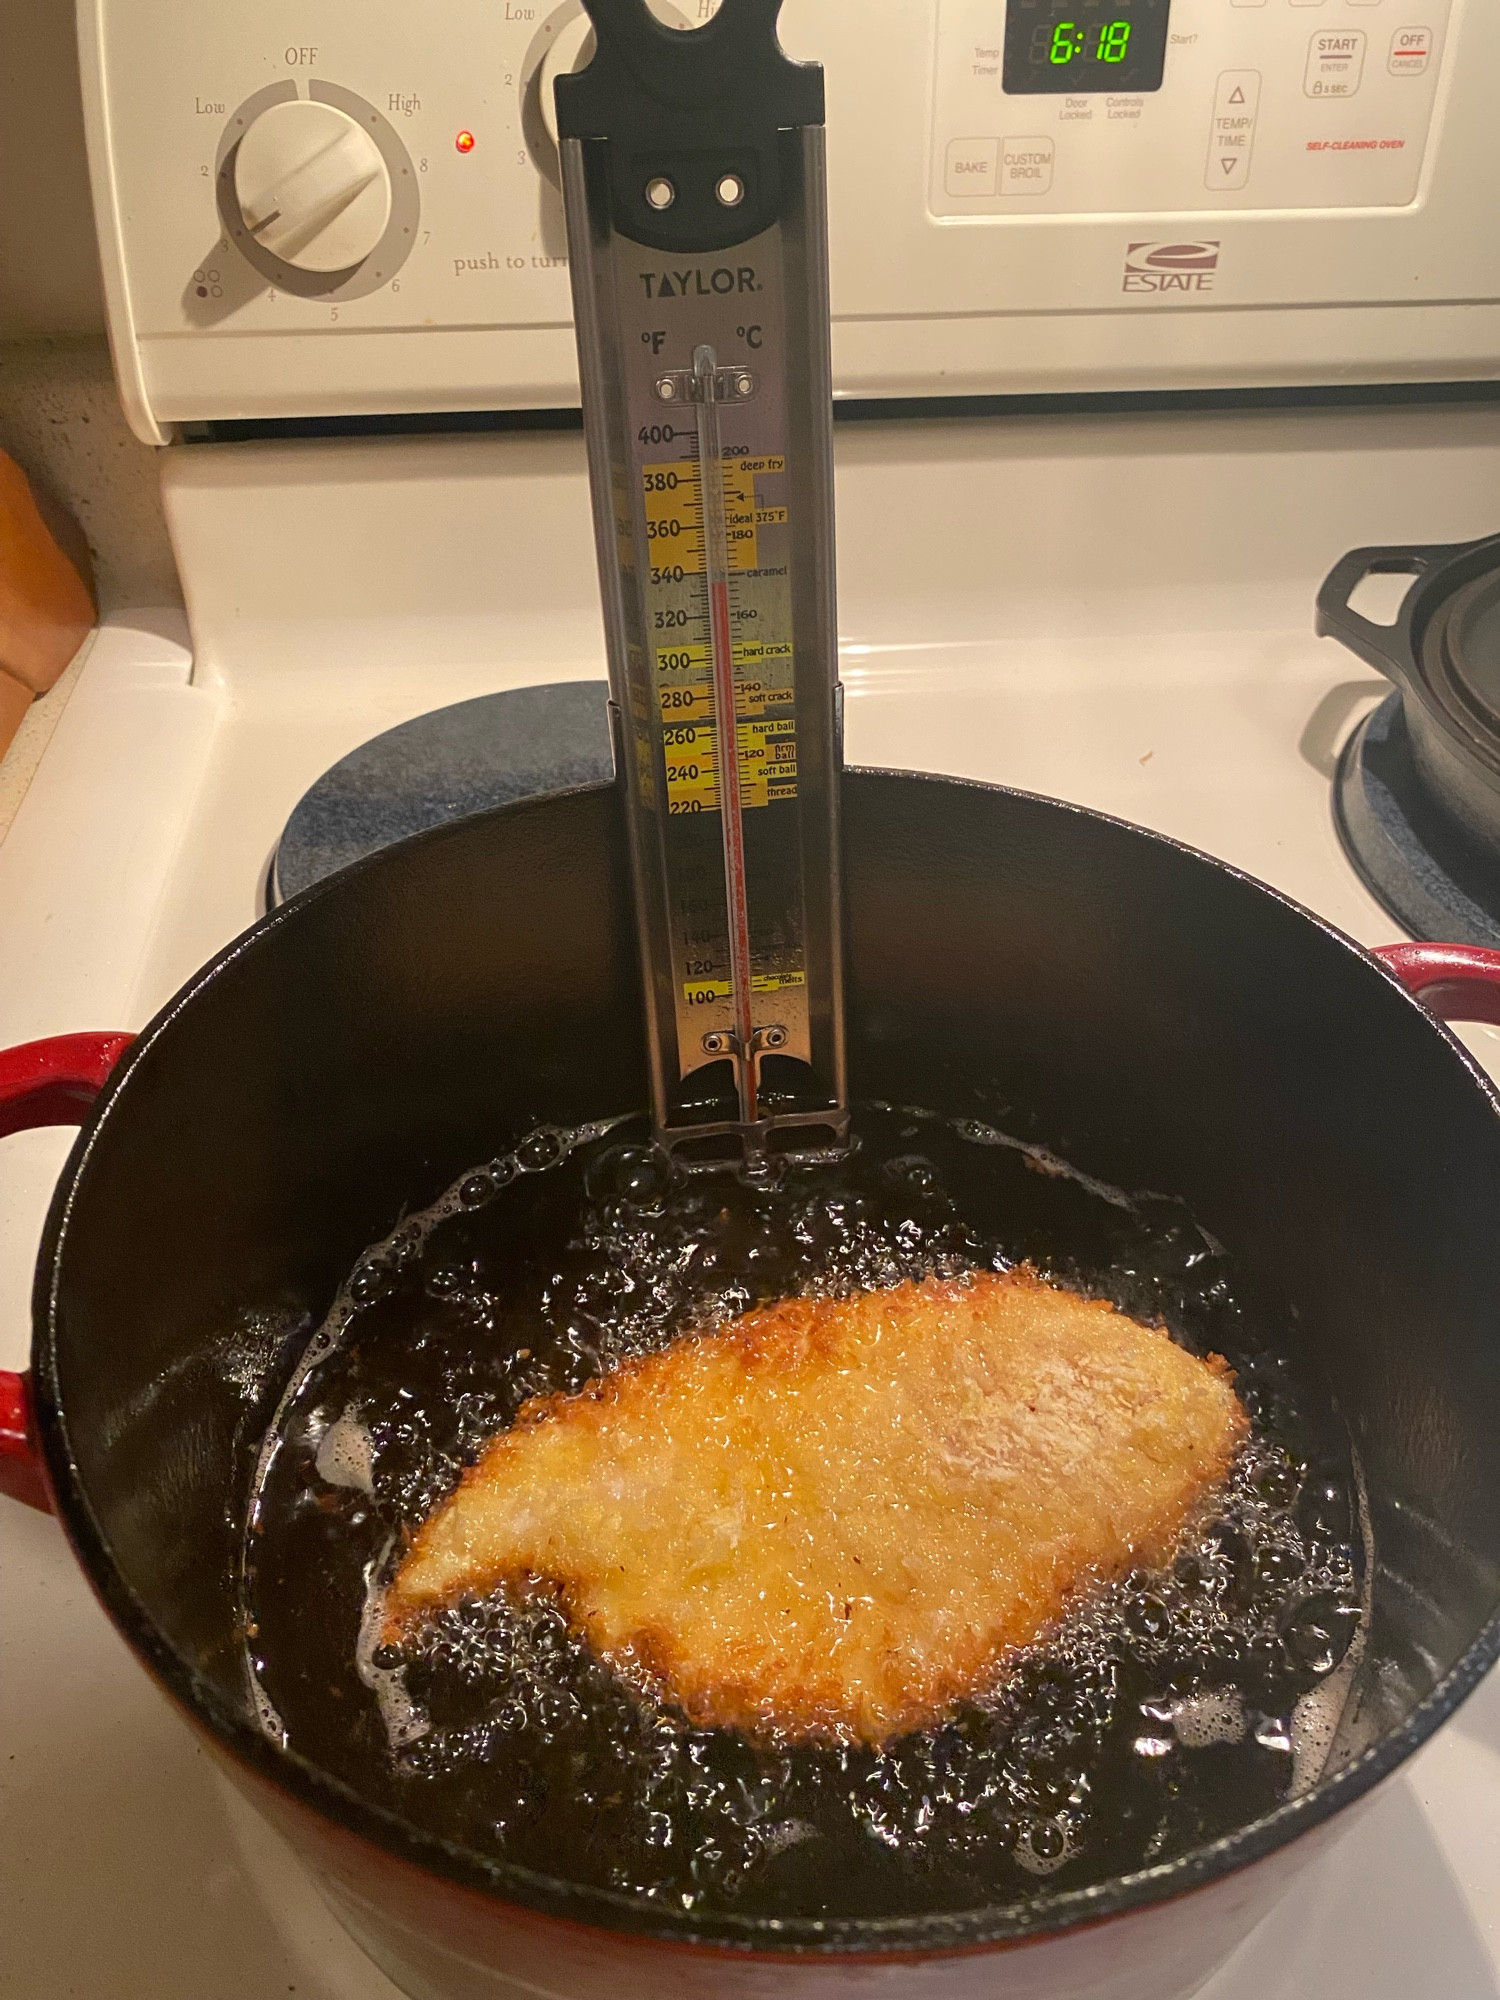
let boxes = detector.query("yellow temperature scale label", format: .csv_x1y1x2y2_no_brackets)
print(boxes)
645,455,796,819
682,968,807,1007
660,706,798,814
643,458,788,576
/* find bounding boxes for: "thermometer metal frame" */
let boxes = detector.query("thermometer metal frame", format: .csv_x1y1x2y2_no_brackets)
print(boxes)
559,0,846,1172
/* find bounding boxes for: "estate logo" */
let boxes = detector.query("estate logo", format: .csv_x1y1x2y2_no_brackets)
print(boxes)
1122,241,1220,294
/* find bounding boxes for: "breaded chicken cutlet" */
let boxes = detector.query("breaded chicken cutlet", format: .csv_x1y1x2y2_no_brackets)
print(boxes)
385,1269,1246,1746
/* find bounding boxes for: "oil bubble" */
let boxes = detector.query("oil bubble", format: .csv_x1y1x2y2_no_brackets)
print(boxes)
1281,1593,1360,1675
348,1259,392,1304
1014,1818,1070,1873
516,1127,566,1173
387,1226,423,1265
1253,1456,1303,1509
1253,1545,1305,1598
1207,1627,1247,1672
1203,1522,1256,1612
1125,1594,1173,1642
587,1144,674,1209
1244,1632,1285,1685
1173,1550,1221,1598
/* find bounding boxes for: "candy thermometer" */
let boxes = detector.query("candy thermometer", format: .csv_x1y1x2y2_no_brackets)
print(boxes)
557,0,846,1173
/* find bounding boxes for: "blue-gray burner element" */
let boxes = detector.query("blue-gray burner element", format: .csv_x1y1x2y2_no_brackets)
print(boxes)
1334,691,1500,948
270,682,613,907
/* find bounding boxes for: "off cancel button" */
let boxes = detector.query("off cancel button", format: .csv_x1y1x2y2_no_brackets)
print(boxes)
945,137,999,197
1389,25,1432,72
1001,135,1055,195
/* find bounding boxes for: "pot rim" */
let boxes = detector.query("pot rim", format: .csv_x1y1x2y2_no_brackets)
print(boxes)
28,767,1500,1958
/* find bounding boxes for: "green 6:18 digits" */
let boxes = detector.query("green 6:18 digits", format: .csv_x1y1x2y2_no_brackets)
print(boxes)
1034,17,1132,63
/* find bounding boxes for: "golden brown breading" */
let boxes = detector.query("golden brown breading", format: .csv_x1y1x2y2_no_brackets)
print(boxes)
385,1270,1246,1746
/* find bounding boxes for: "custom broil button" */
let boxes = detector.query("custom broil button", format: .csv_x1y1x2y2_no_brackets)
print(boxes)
1000,135,1055,195
945,137,999,197
1305,28,1367,95
1206,70,1260,190
1388,24,1432,71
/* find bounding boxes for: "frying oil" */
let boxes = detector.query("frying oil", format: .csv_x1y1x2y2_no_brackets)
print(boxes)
243,1106,1366,1919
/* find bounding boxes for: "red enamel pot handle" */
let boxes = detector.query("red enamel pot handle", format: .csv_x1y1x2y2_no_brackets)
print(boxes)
0,1032,132,1512
1374,942,1500,1027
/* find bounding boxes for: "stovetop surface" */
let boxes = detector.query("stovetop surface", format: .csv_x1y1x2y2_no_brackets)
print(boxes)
6,405,1500,1998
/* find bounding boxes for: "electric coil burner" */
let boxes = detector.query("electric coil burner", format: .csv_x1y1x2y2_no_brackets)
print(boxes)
1334,696,1500,949
1320,533,1500,946
270,682,612,906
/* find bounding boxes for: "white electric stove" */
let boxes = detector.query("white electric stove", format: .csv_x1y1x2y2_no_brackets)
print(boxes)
15,0,1500,1978
5,401,1500,1997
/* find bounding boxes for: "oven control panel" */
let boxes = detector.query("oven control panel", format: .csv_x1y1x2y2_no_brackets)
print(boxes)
933,0,1451,214
79,0,1497,439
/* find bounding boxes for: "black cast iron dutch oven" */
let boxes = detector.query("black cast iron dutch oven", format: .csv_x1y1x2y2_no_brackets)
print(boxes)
5,770,1500,2000
1318,529,1500,863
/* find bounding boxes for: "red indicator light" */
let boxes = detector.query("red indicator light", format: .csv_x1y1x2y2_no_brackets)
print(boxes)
455,129,476,153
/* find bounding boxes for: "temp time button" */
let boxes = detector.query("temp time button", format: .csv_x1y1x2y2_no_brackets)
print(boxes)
1305,30,1367,96
945,137,1000,197
1206,70,1260,191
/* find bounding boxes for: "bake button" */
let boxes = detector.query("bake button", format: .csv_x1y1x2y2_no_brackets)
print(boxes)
1305,28,1367,95
1000,135,1055,195
1388,24,1432,70
1206,69,1260,190
945,137,999,197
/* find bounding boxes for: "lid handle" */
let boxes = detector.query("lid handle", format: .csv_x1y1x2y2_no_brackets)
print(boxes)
1315,541,1464,687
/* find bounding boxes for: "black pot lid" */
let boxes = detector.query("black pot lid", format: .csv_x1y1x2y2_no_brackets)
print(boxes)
1425,570,1500,765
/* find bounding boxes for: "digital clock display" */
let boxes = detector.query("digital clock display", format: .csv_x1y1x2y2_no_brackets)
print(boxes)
1003,0,1172,94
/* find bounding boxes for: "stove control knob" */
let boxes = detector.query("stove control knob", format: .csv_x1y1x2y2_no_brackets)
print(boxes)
233,99,392,272
538,12,596,153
